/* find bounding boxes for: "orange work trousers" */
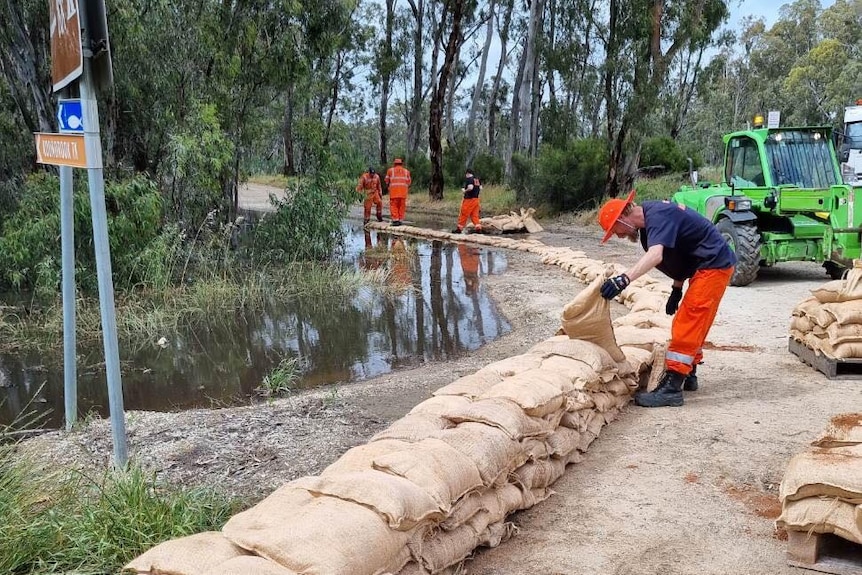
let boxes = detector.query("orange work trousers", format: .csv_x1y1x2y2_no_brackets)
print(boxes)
666,267,734,375
457,198,482,230
363,192,382,221
390,197,407,222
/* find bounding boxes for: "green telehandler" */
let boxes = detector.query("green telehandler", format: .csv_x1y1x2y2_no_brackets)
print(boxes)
671,120,862,286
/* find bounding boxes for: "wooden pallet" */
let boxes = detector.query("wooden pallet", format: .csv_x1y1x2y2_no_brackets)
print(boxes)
787,530,862,575
788,338,862,379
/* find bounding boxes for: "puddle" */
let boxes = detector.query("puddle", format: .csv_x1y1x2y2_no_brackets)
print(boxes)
0,223,511,428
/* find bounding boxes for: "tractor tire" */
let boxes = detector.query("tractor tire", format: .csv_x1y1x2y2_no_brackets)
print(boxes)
716,218,761,286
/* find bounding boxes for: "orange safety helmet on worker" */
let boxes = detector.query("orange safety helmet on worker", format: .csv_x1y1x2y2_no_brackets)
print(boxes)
597,190,736,408
357,166,383,224
385,158,411,226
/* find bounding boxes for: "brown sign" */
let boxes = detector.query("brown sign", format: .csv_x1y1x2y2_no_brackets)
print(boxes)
49,0,83,92
35,133,88,168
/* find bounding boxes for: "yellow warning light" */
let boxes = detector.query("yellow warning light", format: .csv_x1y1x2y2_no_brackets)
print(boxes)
753,114,765,128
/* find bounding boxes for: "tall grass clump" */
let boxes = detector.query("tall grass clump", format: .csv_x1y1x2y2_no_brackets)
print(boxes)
0,449,237,574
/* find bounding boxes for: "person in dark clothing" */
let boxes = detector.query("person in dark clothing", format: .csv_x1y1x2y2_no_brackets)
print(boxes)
597,190,736,407
452,168,483,234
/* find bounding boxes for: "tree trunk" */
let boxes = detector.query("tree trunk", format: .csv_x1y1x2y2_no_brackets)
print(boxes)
505,41,528,177
466,0,495,164
518,0,543,156
283,84,296,176
487,0,514,155
407,0,425,158
429,0,466,201
323,50,344,147
380,0,395,164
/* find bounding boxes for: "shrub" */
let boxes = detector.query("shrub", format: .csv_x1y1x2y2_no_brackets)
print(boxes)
526,139,609,213
640,136,687,172
470,153,504,185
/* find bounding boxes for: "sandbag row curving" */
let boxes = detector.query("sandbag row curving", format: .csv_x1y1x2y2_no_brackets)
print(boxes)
125,232,674,575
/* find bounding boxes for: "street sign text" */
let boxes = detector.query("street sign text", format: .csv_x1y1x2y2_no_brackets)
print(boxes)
35,133,88,168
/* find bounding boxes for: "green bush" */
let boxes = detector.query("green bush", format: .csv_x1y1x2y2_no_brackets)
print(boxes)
470,153,504,185
0,173,168,295
526,139,609,213
640,136,687,172
251,179,350,262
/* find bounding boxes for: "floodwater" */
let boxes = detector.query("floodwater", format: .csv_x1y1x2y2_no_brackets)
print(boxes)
0,222,511,428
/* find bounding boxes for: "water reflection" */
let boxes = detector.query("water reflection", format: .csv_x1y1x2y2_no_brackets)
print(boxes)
0,226,510,428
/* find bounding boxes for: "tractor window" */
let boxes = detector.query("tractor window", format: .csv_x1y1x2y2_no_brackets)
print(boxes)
765,130,839,189
726,137,764,187
846,122,862,149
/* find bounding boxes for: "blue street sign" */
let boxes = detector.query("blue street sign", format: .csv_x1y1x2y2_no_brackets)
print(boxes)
57,99,84,133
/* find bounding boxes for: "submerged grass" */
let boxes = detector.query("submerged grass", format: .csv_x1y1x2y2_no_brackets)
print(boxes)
0,447,237,574
0,263,382,354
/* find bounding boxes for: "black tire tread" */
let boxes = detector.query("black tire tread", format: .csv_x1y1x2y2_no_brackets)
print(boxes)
718,219,761,286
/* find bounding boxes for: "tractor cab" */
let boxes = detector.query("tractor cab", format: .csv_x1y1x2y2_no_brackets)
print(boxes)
672,118,862,286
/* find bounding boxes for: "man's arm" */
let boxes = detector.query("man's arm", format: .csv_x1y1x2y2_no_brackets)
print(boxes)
624,244,664,282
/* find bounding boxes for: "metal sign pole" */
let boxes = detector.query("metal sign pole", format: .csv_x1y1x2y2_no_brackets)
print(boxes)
60,163,77,431
78,0,127,467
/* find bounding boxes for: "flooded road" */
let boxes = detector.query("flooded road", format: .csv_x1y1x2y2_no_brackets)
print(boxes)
0,223,511,428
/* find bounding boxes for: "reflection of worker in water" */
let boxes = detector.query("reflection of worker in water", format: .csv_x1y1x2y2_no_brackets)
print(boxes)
389,237,412,286
359,230,382,271
458,243,481,295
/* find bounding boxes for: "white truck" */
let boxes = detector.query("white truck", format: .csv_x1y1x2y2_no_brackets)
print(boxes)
841,100,862,183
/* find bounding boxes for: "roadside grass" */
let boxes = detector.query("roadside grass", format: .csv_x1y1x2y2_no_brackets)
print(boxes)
258,356,303,396
0,445,237,574
408,184,518,216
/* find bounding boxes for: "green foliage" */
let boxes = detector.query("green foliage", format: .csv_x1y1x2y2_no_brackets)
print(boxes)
258,357,302,396
0,173,168,295
470,153,504,185
640,136,688,172
251,180,350,262
405,155,432,193
0,449,236,574
518,139,609,213
634,174,690,201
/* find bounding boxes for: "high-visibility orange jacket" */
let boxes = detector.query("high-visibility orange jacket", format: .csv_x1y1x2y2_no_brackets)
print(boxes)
385,166,411,199
356,172,382,195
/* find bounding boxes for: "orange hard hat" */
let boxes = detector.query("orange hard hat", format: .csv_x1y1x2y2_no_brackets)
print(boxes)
394,158,403,165
598,189,636,243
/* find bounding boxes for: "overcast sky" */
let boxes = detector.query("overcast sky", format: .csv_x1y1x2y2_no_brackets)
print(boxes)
728,0,836,28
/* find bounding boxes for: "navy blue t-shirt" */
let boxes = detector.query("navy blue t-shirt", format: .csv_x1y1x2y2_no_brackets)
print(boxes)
639,200,736,281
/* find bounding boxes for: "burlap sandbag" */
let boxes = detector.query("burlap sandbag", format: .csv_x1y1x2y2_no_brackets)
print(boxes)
559,275,626,362
620,345,654,374
323,439,412,474
440,484,523,532
124,532,250,575
442,397,553,440
630,295,667,313
646,343,667,392
613,310,672,330
222,487,412,575
432,371,503,398
290,470,444,530
614,325,669,352
512,458,568,490
810,275,862,304
537,354,603,390
528,336,617,375
372,437,484,507
790,315,814,333
776,498,862,545
435,422,526,486
779,444,862,504
410,520,512,574
478,376,565,418
476,354,544,378
408,395,472,417
204,556,301,575
372,413,453,442
824,322,862,345
546,426,581,458
813,413,862,447
824,300,862,326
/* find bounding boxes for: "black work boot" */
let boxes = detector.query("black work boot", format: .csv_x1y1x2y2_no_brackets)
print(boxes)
635,370,685,407
684,364,698,392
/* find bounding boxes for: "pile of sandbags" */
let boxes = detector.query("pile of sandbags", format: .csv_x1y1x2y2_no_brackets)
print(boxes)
479,208,543,234
126,242,677,575
790,262,862,358
776,414,862,545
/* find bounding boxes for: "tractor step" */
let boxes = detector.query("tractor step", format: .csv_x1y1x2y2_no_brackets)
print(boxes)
788,337,862,379
786,530,862,575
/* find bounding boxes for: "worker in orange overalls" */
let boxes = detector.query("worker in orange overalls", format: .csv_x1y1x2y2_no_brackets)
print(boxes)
384,158,411,227
453,167,482,234
597,190,736,408
458,243,481,295
356,166,383,225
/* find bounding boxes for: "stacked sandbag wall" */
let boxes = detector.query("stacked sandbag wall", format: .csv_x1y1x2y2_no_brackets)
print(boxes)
776,414,862,545
790,264,862,358
126,234,676,575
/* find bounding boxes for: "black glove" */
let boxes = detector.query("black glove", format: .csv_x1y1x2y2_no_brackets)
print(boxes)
666,286,683,315
600,274,630,299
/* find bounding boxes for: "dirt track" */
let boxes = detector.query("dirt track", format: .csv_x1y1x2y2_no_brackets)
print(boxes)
25,185,862,574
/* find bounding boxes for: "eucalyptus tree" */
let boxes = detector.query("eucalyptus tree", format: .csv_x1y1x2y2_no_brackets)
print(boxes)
465,0,496,163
